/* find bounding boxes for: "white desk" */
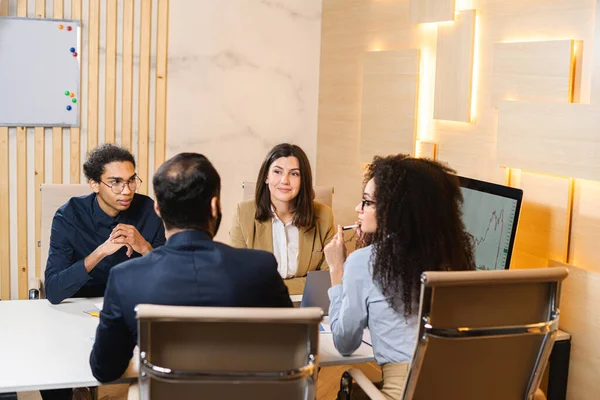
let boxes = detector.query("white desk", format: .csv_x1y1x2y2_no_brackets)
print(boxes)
0,298,375,393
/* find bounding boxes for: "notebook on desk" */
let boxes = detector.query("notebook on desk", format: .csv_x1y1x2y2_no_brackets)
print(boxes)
301,270,332,315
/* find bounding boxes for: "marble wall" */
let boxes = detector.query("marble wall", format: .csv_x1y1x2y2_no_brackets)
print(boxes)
166,0,323,242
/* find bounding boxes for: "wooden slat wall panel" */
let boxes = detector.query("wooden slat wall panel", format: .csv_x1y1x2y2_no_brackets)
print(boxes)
0,126,8,300
0,0,10,300
52,1,63,184
87,0,100,151
121,0,135,152
154,0,168,170
34,0,47,281
105,0,118,144
16,126,27,299
137,0,152,194
16,1,28,300
70,0,82,184
433,10,476,122
2,0,169,298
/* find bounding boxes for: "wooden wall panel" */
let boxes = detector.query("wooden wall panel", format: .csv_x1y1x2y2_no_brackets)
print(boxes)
549,261,600,399
0,0,8,300
569,179,600,269
137,0,152,194
121,0,134,152
359,50,419,163
154,0,169,170
52,1,63,184
510,172,570,269
492,40,577,107
434,9,476,122
16,1,27,300
410,0,455,24
317,1,599,394
1,0,169,298
70,0,82,184
105,0,118,144
87,0,100,151
415,140,437,159
497,101,600,182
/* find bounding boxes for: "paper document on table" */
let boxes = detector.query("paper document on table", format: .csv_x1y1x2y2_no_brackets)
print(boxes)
362,329,372,346
319,322,331,333
94,301,103,310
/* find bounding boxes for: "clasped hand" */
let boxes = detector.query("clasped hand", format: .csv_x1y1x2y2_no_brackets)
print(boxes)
104,224,151,257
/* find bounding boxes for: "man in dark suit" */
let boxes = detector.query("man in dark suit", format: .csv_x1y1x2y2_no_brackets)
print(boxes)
89,152,292,383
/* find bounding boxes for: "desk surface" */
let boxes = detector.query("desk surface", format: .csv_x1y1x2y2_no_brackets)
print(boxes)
0,298,375,393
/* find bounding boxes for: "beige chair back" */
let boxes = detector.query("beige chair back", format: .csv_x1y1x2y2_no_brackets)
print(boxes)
40,184,91,282
135,304,323,400
242,181,333,207
403,268,569,400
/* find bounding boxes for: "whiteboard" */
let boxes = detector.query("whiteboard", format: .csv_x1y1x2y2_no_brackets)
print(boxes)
0,17,81,127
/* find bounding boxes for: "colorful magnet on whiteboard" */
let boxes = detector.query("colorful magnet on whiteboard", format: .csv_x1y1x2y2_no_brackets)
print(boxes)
66,106,72,111
58,24,64,30
72,98,77,103
70,93,75,98
67,26,72,31
73,52,78,57
70,47,75,53
65,91,70,96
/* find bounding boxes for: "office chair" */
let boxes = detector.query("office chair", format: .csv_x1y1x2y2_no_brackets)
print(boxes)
128,305,323,400
242,181,334,207
339,267,569,400
29,184,91,299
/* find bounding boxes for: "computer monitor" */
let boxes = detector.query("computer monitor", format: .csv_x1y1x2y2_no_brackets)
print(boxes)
458,176,523,270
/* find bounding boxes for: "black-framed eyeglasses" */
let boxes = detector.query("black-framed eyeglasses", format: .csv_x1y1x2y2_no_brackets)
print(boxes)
361,198,376,210
101,176,142,194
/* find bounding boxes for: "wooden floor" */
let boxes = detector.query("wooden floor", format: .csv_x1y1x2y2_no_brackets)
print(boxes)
16,362,381,400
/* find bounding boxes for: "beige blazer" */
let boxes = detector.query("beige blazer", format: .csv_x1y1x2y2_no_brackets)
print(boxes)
230,199,335,295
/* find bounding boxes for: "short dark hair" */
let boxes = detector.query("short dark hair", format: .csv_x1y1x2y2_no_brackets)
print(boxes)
153,153,221,231
254,143,315,228
83,143,136,182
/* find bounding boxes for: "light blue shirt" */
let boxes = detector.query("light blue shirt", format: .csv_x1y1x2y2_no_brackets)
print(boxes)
328,244,418,365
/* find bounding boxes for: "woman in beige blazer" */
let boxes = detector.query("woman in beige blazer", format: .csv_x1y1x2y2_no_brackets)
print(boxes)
230,143,335,295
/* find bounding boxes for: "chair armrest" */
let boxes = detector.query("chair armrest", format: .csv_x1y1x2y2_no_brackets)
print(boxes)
347,368,387,400
127,382,139,400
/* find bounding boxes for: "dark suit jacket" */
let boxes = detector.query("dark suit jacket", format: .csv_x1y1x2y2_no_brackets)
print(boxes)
89,229,292,383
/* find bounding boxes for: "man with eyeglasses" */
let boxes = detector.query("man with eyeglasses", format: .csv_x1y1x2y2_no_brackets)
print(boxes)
44,143,166,306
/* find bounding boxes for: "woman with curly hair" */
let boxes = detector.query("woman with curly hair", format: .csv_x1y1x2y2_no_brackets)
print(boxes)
324,154,476,399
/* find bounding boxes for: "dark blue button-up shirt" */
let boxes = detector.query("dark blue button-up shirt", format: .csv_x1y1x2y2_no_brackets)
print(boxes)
44,193,166,304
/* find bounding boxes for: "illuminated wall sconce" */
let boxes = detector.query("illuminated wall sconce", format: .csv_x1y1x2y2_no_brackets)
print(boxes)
410,0,455,24
433,9,476,122
416,140,437,159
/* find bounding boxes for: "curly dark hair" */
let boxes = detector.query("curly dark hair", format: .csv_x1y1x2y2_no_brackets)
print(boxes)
365,155,476,316
83,143,136,182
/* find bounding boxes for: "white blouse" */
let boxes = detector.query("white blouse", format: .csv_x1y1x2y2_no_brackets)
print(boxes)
271,211,299,279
